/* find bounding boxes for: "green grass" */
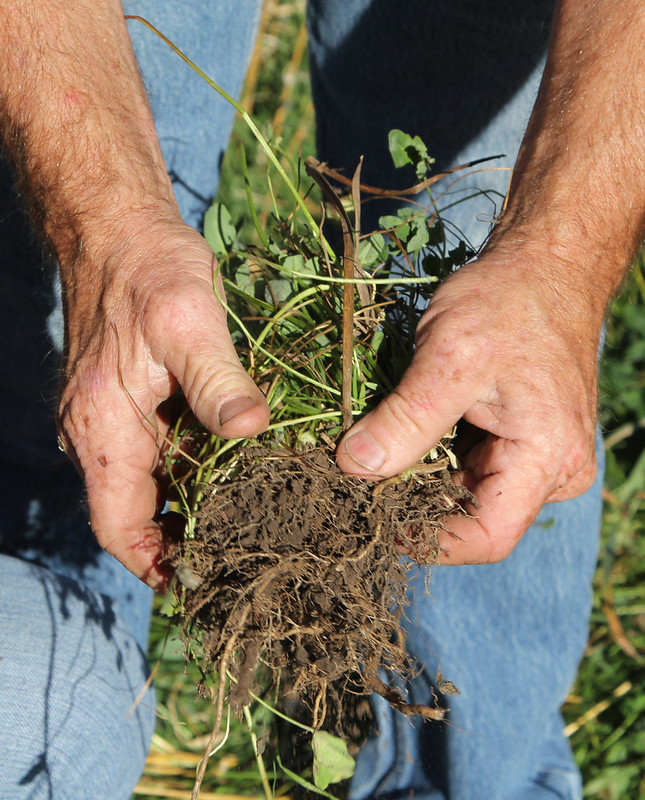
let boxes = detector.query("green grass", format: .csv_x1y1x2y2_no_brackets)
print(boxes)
136,2,645,797
562,257,645,800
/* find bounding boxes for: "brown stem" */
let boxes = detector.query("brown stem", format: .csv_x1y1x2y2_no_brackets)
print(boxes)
305,156,368,429
307,153,503,198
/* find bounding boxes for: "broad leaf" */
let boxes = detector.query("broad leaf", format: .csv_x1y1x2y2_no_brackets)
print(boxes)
388,129,435,179
312,731,355,790
204,201,237,255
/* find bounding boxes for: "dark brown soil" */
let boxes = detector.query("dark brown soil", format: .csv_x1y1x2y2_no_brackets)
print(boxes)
173,443,473,730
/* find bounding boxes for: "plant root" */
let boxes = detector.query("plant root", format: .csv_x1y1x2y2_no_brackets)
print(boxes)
173,443,474,731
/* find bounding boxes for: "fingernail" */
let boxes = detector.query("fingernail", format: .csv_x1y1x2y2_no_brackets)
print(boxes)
344,430,386,472
219,395,256,426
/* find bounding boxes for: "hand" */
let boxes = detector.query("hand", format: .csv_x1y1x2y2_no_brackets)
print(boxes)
57,215,270,590
336,249,601,564
335,0,645,565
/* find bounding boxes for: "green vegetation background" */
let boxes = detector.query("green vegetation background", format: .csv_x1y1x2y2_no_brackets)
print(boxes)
135,2,645,797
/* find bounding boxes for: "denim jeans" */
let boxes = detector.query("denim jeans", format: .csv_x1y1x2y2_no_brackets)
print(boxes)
0,2,600,798
308,4,599,798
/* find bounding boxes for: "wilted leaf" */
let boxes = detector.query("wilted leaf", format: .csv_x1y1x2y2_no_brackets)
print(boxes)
436,669,459,696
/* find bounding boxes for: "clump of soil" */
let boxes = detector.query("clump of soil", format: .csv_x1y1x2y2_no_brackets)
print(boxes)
173,442,474,728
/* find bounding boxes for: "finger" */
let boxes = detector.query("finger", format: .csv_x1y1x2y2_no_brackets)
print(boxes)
59,382,173,591
336,348,481,478
437,466,548,565
435,435,595,564
147,284,270,439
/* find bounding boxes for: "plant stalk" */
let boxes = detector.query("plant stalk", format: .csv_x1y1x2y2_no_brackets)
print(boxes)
124,15,334,258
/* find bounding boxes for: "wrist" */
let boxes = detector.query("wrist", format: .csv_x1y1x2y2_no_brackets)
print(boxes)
484,207,629,329
471,236,609,365
51,180,179,268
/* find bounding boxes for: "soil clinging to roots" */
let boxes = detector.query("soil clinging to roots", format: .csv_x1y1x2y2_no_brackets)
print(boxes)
174,443,473,727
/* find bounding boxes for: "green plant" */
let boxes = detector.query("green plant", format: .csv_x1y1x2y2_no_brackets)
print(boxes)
135,4,645,798
164,126,478,798
121,20,486,799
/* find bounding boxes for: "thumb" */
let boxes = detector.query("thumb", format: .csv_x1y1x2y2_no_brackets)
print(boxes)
336,350,477,477
150,285,270,438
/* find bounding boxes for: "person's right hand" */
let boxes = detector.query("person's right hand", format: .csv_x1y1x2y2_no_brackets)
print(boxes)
57,214,270,591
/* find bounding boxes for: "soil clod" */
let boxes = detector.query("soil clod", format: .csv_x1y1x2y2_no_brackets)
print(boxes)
173,443,474,728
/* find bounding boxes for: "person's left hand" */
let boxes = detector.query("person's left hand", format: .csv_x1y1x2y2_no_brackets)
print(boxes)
336,245,601,564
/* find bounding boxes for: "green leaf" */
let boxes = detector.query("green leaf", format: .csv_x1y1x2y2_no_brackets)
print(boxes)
427,218,445,247
297,430,318,447
388,129,435,179
301,256,321,275
158,591,182,618
406,216,430,253
378,208,429,253
388,129,419,169
265,278,293,304
312,731,355,790
358,233,387,268
421,252,444,276
204,201,237,255
281,253,306,273
276,756,342,800
234,262,255,293
448,240,473,268
378,214,410,243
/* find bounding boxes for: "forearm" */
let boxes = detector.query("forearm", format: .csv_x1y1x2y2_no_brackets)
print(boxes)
489,0,645,311
0,0,176,265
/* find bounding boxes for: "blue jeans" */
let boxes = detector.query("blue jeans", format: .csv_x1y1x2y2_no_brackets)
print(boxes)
308,3,600,798
0,1,600,798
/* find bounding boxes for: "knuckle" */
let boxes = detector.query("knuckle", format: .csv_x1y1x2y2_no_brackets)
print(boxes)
552,460,597,502
415,311,490,387
380,387,436,441
144,277,226,341
557,422,597,484
57,387,93,452
59,369,115,430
